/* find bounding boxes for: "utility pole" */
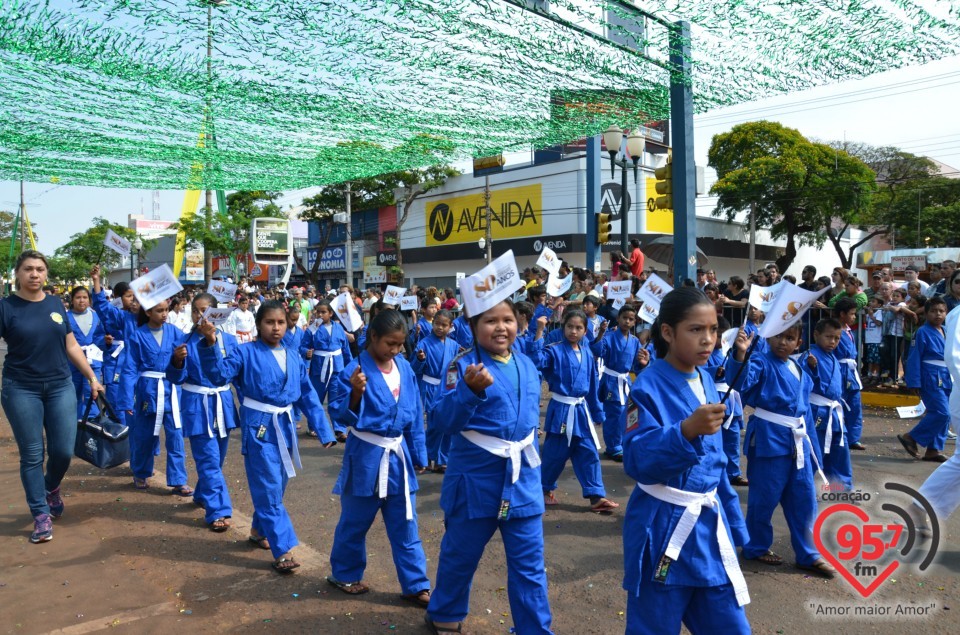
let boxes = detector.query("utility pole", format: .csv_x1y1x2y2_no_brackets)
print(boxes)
345,182,353,287
19,179,25,252
669,20,697,286
484,175,492,264
203,2,215,282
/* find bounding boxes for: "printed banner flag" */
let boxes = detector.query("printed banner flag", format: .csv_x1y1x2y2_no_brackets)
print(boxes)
637,300,659,324
721,327,740,357
896,402,926,419
757,282,825,338
611,297,627,310
103,229,131,257
458,250,524,318
202,306,234,326
607,280,632,301
131,264,183,311
207,280,238,304
748,281,784,312
331,292,364,332
536,246,561,276
400,295,419,311
638,273,672,308
546,272,572,297
383,285,406,306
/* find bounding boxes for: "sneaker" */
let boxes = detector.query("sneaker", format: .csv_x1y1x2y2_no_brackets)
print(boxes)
30,513,53,543
46,487,64,519
947,431,957,443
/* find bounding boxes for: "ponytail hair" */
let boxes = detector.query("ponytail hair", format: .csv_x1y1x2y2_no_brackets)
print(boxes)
651,288,715,359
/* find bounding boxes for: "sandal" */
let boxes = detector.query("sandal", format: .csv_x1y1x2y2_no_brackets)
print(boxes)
897,434,920,459
424,615,462,634
248,535,271,550
750,550,783,566
729,475,749,487
590,498,620,513
209,518,231,533
272,557,300,574
170,485,194,497
401,589,431,608
335,431,348,444
133,477,150,490
796,559,836,579
433,464,446,474
327,575,369,595
922,453,948,463
544,492,559,506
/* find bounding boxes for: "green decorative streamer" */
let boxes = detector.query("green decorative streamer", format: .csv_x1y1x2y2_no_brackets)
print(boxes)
0,0,957,190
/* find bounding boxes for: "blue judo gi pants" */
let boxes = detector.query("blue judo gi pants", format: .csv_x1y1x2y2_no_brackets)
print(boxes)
910,385,951,452
743,450,821,567
425,412,450,467
602,400,627,457
188,432,232,524
626,581,749,635
540,432,605,498
722,417,743,479
330,492,430,595
130,410,188,487
815,426,853,491
428,512,553,634
244,426,298,560
844,389,863,446
311,375,342,434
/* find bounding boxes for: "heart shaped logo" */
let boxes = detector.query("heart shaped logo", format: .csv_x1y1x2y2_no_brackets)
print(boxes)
813,503,900,598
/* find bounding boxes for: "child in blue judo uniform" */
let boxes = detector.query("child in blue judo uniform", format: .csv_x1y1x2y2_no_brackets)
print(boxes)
411,309,459,472
166,292,239,532
410,297,439,348
802,318,852,490
833,297,866,450
451,312,473,350
66,286,106,421
426,299,554,635
198,300,336,573
726,322,836,578
532,308,618,513
511,301,538,360
91,267,138,428
283,302,306,432
122,299,192,495
899,296,953,463
590,304,649,461
325,310,431,605
622,288,751,635
705,318,747,487
302,299,353,442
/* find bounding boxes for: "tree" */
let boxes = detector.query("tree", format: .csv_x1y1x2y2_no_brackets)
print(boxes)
52,217,149,282
708,121,876,273
173,191,287,279
0,210,40,273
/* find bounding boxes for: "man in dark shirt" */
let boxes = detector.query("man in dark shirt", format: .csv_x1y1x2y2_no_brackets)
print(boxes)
798,265,818,291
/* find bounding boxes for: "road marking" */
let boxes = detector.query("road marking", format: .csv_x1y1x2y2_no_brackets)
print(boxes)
47,602,177,634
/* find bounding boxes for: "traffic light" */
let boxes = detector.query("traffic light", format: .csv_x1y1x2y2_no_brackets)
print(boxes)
654,156,673,210
596,212,612,245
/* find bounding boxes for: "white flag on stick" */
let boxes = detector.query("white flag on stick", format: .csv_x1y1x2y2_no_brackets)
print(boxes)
103,229,131,257
536,246,561,276
757,282,825,339
546,272,572,297
400,295,419,311
607,280,632,301
131,264,183,311
201,306,234,326
458,250,525,318
637,301,659,324
638,273,672,308
207,280,238,304
748,281,783,312
383,285,406,306
331,292,364,332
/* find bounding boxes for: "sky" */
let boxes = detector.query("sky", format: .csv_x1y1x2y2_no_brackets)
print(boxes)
3,53,959,254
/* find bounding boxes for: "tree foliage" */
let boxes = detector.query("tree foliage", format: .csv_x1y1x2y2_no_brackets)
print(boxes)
52,216,149,283
0,210,40,273
708,121,876,272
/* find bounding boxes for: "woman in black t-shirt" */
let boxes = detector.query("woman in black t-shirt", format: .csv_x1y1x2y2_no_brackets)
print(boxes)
0,250,104,544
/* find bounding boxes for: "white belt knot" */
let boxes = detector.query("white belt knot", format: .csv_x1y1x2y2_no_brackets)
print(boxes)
637,483,750,607
242,397,299,478
110,340,125,358
461,429,540,486
550,394,601,449
316,349,342,384
602,367,631,405
753,407,828,486
139,371,181,435
839,358,863,390
182,383,231,438
348,427,413,521
809,393,846,454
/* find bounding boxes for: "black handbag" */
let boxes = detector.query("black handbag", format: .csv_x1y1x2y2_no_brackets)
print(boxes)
74,395,130,469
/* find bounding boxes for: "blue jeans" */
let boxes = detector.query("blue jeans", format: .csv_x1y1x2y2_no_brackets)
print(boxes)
1,376,78,518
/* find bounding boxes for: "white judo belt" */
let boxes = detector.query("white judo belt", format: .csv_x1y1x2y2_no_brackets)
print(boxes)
182,383,231,439
461,429,541,484
714,383,741,430
139,371,182,435
110,340,125,358
348,427,413,521
316,349,342,384
602,367,631,405
550,394,601,449
809,393,845,454
421,375,441,386
753,407,829,486
242,397,300,478
637,483,751,607
839,358,863,391
924,359,948,367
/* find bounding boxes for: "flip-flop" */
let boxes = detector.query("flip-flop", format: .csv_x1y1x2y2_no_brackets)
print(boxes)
248,535,270,550
209,518,231,533
590,498,620,513
544,492,559,506
327,576,369,595
401,589,431,608
922,454,948,463
272,557,300,574
796,560,836,579
424,615,462,634
897,434,920,459
749,550,783,566
170,485,195,497
133,478,149,490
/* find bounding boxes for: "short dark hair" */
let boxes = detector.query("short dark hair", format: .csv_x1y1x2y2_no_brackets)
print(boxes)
814,318,843,334
651,288,715,358
833,297,858,315
926,296,947,312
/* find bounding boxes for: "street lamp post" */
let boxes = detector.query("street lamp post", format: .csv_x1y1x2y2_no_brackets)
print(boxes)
601,125,645,257
132,236,143,280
